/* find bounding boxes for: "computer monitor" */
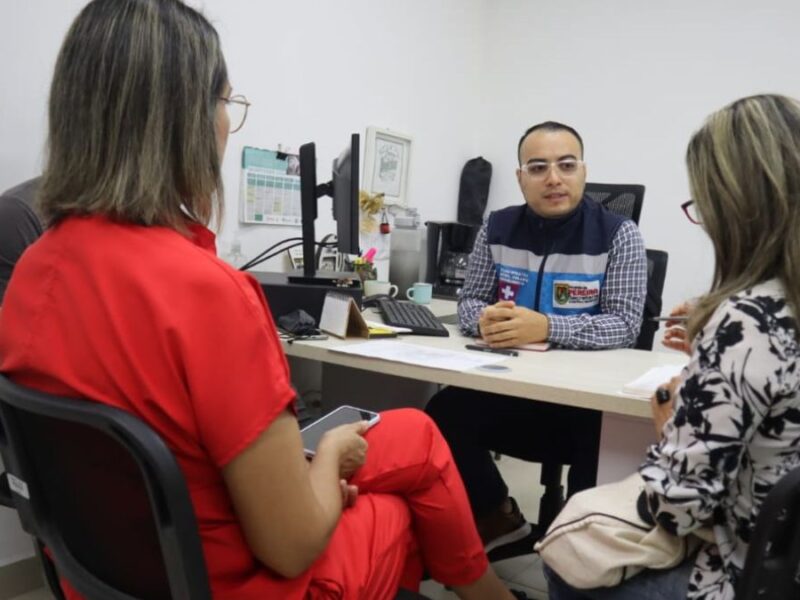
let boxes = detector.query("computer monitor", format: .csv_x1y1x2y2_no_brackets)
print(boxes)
294,134,361,283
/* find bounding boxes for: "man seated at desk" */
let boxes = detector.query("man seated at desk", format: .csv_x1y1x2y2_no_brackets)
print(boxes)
426,121,647,551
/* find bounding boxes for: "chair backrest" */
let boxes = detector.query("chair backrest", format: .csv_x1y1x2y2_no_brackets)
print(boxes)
635,249,668,351
0,374,211,600
584,182,645,225
585,182,663,350
737,465,800,599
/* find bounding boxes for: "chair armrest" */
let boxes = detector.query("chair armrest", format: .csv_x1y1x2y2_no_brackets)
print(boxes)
0,471,13,508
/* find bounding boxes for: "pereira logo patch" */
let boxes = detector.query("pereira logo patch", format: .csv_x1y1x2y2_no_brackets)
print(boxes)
553,280,600,308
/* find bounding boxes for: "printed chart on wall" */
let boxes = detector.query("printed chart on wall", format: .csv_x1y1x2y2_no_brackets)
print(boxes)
239,146,302,225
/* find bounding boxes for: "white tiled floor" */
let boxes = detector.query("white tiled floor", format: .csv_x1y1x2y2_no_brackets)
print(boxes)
11,457,551,600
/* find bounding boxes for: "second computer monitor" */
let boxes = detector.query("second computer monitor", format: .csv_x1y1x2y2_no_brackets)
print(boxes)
298,134,361,279
332,134,360,256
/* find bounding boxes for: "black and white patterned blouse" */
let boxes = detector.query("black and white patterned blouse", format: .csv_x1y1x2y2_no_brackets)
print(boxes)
640,279,800,600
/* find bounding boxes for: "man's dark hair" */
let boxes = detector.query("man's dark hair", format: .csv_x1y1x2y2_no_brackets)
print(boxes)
517,121,584,164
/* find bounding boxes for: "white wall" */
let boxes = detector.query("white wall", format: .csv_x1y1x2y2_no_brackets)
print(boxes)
0,0,487,270
479,0,800,316
0,1,85,186
204,0,487,268
7,1,799,305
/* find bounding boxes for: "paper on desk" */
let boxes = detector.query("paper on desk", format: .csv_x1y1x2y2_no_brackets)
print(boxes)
330,340,508,372
621,364,687,398
364,319,412,334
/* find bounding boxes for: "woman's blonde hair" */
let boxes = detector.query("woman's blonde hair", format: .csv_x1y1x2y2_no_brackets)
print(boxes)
40,0,227,231
686,94,800,339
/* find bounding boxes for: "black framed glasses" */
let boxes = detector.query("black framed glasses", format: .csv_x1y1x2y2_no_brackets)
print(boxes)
681,200,701,225
219,94,250,134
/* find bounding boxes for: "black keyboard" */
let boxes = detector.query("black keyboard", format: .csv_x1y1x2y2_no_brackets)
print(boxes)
376,299,450,337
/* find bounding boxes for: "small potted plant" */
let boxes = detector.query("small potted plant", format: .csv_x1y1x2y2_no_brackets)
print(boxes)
351,247,377,282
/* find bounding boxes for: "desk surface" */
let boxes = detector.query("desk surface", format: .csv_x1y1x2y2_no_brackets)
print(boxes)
282,300,686,419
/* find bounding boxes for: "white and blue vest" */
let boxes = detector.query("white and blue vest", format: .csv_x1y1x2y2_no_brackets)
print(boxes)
486,199,625,316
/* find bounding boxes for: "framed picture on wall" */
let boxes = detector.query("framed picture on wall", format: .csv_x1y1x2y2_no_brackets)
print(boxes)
362,127,412,207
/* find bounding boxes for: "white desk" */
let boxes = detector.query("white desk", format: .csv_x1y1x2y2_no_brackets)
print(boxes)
283,299,686,483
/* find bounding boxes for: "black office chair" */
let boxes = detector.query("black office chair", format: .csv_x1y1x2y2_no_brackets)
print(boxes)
585,181,666,349
0,374,211,600
736,465,800,599
635,249,668,351
584,182,645,225
0,375,431,600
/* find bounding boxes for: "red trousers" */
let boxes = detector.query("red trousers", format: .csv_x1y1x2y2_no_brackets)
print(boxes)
306,408,489,599
58,409,487,600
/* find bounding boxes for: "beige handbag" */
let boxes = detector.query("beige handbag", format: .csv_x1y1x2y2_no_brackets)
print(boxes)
534,473,712,589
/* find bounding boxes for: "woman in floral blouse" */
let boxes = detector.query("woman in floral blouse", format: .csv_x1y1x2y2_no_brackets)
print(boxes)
546,94,800,600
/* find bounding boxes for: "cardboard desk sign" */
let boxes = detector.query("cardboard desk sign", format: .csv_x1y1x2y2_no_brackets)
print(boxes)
319,293,369,339
319,292,397,339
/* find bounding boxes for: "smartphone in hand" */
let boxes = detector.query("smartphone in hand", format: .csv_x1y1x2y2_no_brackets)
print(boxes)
300,405,380,457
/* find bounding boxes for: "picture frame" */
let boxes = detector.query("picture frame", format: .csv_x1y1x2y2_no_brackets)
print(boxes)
362,126,412,207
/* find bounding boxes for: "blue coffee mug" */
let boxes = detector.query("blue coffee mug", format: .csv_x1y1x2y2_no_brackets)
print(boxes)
406,282,433,304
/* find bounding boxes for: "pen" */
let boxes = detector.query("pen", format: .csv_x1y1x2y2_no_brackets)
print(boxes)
464,344,518,357
651,316,689,323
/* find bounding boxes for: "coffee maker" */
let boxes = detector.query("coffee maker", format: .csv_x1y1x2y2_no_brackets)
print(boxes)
424,221,480,299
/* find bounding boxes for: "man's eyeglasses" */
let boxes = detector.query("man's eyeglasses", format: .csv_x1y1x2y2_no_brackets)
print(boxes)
219,94,251,134
681,200,701,225
520,158,584,179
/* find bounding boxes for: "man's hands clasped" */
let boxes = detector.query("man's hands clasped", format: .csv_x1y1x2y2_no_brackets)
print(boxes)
479,300,549,348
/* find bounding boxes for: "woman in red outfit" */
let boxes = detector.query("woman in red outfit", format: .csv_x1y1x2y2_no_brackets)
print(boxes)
0,1,520,599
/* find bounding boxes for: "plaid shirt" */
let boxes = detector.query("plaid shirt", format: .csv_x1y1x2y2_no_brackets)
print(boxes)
457,218,647,349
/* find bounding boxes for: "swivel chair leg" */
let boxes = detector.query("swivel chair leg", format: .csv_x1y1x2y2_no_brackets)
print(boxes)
537,463,565,532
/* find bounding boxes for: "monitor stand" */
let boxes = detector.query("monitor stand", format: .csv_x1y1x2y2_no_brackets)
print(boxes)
287,269,361,287
253,271,364,324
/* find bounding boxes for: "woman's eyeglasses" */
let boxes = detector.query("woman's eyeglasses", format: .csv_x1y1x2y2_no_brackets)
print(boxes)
681,200,701,225
219,94,251,134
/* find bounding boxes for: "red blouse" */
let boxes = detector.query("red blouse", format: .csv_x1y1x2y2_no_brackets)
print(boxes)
0,216,308,598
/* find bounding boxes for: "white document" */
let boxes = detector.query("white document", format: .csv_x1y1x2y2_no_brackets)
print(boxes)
330,340,509,372
621,364,686,398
